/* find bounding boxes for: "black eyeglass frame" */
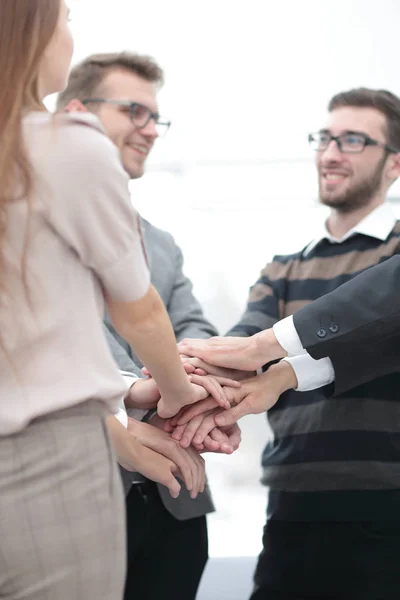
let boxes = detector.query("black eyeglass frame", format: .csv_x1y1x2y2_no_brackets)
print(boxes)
308,130,399,154
82,98,171,135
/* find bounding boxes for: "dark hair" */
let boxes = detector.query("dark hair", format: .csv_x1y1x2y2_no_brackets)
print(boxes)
57,52,164,110
329,88,400,151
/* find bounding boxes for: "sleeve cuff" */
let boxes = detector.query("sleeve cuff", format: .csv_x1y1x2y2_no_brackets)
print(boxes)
114,373,139,427
273,315,307,356
115,408,128,428
282,354,335,391
121,372,139,390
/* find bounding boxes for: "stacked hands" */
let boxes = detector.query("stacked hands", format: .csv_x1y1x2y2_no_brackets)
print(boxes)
127,333,298,498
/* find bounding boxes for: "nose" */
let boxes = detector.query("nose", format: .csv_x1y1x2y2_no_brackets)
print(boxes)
140,118,159,140
321,139,343,161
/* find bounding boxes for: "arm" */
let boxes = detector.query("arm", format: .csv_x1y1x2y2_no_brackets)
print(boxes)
44,116,205,419
293,254,400,394
177,259,285,370
166,240,218,340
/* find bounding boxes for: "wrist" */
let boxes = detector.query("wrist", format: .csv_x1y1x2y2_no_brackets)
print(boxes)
106,415,143,471
253,328,287,367
266,360,298,394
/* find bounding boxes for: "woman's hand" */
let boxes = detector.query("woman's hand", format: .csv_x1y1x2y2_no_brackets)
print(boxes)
157,373,240,419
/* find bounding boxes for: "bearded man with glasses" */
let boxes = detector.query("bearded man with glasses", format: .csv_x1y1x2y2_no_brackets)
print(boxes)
212,87,400,599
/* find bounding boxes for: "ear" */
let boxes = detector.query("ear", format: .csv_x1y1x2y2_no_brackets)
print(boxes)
387,152,400,183
64,99,87,113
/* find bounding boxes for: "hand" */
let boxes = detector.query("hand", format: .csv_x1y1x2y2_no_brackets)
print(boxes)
106,415,183,498
178,329,286,371
167,362,297,446
166,406,242,454
127,417,206,499
180,355,251,381
124,377,160,410
195,422,242,454
162,403,239,454
156,373,240,419
215,361,298,427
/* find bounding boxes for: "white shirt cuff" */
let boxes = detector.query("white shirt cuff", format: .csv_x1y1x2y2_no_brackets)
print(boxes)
273,316,306,356
114,373,140,428
115,408,128,428
282,354,335,391
121,372,139,390
120,372,150,422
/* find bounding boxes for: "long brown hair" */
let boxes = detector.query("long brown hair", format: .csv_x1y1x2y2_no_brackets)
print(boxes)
0,0,61,285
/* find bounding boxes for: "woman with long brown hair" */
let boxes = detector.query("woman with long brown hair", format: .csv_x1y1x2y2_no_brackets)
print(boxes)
0,1,225,597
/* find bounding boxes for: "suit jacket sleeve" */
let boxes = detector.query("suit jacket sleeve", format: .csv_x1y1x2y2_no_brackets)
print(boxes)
166,240,218,341
293,254,400,394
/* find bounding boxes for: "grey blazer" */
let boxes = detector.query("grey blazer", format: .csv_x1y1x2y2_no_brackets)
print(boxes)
105,218,217,520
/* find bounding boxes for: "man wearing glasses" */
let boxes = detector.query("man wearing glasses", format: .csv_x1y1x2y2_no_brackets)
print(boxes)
56,53,221,600
224,88,400,599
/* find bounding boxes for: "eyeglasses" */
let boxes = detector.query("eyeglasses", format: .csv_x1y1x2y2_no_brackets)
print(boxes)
308,130,399,154
82,99,171,137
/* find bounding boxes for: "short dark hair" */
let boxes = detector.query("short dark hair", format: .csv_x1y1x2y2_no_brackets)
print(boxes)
328,88,400,152
56,52,164,110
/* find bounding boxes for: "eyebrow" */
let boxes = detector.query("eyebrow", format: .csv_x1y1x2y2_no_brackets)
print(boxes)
319,128,367,136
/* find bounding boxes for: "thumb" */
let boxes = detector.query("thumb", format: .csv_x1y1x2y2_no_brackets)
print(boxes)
214,399,252,427
166,466,182,499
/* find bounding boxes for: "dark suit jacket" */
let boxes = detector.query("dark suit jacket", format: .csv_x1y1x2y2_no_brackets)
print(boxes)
294,254,400,395
105,218,217,520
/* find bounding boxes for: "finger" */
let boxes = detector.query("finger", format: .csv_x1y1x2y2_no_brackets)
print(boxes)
190,375,230,410
168,406,187,427
175,397,219,425
163,419,174,433
142,367,151,377
209,427,234,454
191,441,206,452
193,368,207,376
177,414,206,448
210,376,241,389
226,424,242,451
171,423,187,442
164,467,182,499
202,434,221,453
214,399,253,427
171,447,193,492
192,415,219,446
181,356,230,377
181,362,196,374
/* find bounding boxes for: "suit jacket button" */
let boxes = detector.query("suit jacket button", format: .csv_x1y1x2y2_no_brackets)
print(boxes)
317,328,327,338
329,323,340,333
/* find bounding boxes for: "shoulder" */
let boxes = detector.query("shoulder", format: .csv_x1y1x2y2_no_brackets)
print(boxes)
141,219,176,247
25,111,126,182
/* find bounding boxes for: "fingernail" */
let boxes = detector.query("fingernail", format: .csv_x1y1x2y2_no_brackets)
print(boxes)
222,444,233,454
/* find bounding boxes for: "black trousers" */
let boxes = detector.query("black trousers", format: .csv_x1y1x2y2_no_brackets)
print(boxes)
250,520,400,600
124,481,208,600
